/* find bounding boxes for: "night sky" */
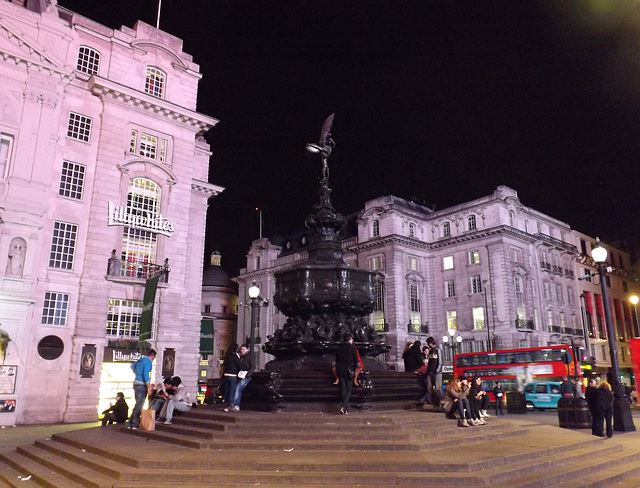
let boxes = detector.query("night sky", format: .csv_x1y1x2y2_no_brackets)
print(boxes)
57,0,640,276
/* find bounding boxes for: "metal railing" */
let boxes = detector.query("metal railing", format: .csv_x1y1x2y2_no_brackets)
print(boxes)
515,318,535,331
107,253,170,283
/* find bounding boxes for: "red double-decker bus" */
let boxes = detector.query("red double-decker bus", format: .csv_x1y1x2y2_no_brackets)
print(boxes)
453,345,584,400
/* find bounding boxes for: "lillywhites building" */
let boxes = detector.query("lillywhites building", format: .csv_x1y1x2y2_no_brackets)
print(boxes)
0,0,222,424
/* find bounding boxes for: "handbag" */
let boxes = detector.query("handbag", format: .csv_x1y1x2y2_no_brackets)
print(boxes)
140,408,155,431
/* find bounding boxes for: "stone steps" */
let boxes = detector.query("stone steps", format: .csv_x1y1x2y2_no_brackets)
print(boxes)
1,410,639,487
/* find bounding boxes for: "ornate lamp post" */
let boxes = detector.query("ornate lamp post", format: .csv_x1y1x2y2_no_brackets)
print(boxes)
442,328,462,363
248,281,261,354
592,238,635,432
630,295,639,338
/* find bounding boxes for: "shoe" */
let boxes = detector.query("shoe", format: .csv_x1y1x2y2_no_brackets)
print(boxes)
223,407,230,412
232,406,240,412
471,419,480,426
157,417,166,422
478,419,487,425
128,426,138,430
339,407,348,415
481,410,490,417
458,419,469,427
164,419,172,425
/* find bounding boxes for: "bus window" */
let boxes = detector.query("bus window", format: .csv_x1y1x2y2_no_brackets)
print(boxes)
476,354,488,366
471,354,480,366
487,354,497,365
497,353,508,364
456,356,470,367
515,352,532,363
534,350,552,363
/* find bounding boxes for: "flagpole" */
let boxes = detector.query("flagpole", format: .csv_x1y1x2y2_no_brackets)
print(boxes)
156,0,162,29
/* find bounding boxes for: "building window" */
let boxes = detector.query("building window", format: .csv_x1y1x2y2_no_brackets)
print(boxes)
515,275,525,319
121,178,160,275
442,221,451,237
106,298,144,338
370,256,382,270
160,139,168,163
58,161,86,200
76,46,100,75
446,310,457,331
145,67,166,98
409,282,421,313
204,305,211,313
543,281,551,300
468,250,480,265
445,279,456,298
0,133,13,179
547,309,554,327
409,223,416,238
373,281,386,331
467,215,477,231
472,306,485,330
470,275,482,294
49,221,78,270
443,255,454,270
67,112,92,142
556,283,563,303
129,130,137,153
139,133,158,159
559,311,566,328
567,287,574,305
41,292,70,326
408,257,418,271
372,219,379,237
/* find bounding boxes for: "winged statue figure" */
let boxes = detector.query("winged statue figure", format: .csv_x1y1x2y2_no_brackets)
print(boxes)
306,113,336,182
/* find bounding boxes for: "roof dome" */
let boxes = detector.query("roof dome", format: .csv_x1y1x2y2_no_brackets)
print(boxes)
202,252,237,289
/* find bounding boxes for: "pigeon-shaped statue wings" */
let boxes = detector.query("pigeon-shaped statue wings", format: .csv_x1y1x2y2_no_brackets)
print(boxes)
306,113,336,182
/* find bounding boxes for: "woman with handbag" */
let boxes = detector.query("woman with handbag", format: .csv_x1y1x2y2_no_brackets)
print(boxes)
335,333,359,414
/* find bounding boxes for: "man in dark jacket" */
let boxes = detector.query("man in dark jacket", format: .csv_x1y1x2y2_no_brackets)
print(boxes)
101,392,129,426
335,333,359,414
425,337,443,406
585,379,599,436
232,344,255,412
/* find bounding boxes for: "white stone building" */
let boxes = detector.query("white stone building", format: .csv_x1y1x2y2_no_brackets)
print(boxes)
0,0,221,424
236,186,639,377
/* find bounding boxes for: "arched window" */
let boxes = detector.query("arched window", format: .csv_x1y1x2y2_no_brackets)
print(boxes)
76,46,100,75
409,223,416,238
121,178,161,277
442,221,451,237
408,281,421,333
467,215,477,231
145,67,166,98
372,219,380,237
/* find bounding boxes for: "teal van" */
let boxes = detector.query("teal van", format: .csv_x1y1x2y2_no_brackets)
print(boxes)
523,381,562,410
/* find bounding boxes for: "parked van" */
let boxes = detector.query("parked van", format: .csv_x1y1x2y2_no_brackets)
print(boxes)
523,381,562,410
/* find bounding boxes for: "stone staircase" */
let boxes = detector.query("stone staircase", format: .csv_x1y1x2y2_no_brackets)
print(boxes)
1,407,640,487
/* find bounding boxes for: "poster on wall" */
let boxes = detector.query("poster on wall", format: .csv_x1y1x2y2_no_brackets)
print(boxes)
0,400,16,412
0,366,17,394
80,344,97,378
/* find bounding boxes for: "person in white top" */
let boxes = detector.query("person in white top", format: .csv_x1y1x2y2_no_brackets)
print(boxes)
158,376,192,424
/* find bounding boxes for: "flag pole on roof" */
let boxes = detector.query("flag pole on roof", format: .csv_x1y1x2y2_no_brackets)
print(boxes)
156,0,162,29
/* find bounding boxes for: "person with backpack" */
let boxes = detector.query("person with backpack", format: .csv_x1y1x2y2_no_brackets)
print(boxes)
129,349,156,430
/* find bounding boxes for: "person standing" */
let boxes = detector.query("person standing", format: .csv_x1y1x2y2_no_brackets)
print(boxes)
101,392,129,426
596,381,614,438
232,344,255,412
404,341,423,372
560,376,574,397
222,343,245,412
585,378,599,436
425,337,442,406
129,349,156,430
493,381,505,415
335,333,359,415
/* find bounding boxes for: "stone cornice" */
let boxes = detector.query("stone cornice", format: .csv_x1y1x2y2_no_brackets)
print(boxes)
0,17,73,81
88,75,219,135
191,179,224,198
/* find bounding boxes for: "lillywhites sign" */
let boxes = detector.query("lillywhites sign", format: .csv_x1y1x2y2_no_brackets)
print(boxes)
108,201,176,237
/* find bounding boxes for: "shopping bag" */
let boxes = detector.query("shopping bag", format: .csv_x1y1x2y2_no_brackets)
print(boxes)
140,408,155,431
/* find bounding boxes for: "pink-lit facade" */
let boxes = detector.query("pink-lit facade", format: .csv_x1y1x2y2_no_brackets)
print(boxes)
0,0,221,424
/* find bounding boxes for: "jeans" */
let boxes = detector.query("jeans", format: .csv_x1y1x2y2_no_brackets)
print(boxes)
130,384,148,428
150,398,166,416
223,376,237,406
232,378,251,407
339,372,353,410
163,399,191,421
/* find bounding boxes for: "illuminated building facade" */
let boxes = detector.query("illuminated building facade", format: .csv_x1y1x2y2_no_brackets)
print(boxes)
236,186,639,377
0,0,221,424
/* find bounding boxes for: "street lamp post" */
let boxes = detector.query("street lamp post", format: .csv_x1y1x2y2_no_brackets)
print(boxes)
592,238,635,432
247,281,261,355
630,295,639,338
442,328,462,363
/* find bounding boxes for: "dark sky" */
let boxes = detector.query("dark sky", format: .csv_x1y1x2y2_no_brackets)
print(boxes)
58,0,640,276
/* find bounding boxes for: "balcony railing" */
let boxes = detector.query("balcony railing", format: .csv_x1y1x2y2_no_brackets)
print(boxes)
515,318,535,331
548,325,562,333
541,262,551,271
553,265,563,276
107,252,170,283
564,269,574,279
408,323,429,335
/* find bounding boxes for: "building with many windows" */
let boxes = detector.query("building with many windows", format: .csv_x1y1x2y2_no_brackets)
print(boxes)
236,186,639,382
0,0,221,424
